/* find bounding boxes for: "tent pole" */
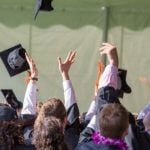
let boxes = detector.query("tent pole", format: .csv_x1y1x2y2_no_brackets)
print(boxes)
28,21,33,55
101,6,110,66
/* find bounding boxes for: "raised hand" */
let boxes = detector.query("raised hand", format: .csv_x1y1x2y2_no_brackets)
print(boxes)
99,43,116,55
57,51,76,80
99,43,118,67
25,53,38,78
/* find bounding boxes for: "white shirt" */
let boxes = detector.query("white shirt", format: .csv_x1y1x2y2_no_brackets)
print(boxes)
99,64,118,90
21,80,37,115
63,80,76,110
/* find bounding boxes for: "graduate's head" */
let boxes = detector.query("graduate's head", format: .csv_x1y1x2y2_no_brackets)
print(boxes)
35,98,67,130
33,116,69,150
99,103,129,139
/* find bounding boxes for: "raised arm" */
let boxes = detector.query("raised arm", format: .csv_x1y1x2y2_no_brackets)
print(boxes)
98,43,119,89
100,43,118,67
21,53,38,115
58,51,80,149
58,51,80,127
86,43,119,130
57,51,76,110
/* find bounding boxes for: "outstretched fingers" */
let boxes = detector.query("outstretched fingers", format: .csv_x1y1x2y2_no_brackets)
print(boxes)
64,51,76,64
99,43,116,56
69,51,76,64
57,57,62,65
64,51,72,63
25,52,38,77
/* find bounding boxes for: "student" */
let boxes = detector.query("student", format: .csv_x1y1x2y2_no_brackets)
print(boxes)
58,51,80,149
0,103,35,150
78,43,120,144
33,51,80,150
76,103,129,150
7,53,38,149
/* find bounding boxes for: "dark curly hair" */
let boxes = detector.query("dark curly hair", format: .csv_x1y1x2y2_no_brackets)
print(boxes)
0,120,24,150
33,116,68,150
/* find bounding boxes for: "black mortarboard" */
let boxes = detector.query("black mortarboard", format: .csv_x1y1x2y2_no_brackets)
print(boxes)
35,0,54,19
1,89,22,109
118,69,132,92
116,69,132,98
0,44,29,77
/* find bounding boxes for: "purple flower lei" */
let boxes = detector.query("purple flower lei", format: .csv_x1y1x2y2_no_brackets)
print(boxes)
92,132,128,150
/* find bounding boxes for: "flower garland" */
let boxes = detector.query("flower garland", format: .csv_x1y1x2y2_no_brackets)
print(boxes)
92,132,128,150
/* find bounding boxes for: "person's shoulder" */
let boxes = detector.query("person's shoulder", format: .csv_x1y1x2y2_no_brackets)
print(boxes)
75,141,97,150
76,141,118,150
78,127,94,144
139,131,150,143
14,144,35,150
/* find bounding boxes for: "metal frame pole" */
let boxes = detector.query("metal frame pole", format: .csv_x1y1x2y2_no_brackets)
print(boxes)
101,6,110,66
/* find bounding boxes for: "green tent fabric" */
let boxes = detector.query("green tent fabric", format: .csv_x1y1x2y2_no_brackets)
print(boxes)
1,0,150,30
0,0,150,113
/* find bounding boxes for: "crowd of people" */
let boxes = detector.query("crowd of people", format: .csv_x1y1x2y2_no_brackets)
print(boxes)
0,43,150,150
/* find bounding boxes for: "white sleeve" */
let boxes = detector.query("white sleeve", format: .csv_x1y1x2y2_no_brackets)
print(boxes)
99,64,118,90
63,80,76,110
87,115,98,131
21,80,37,115
85,101,96,121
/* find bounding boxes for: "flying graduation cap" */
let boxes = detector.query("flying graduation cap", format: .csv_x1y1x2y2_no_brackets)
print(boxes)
1,89,23,110
0,44,29,77
35,0,54,19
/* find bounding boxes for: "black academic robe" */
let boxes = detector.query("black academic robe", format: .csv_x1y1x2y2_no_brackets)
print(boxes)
131,124,150,150
76,141,119,150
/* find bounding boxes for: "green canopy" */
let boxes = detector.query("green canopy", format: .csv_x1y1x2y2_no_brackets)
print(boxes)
1,0,150,30
0,0,150,113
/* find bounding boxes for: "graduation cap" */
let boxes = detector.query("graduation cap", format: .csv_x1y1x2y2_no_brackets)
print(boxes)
35,0,54,19
0,44,29,77
117,69,132,98
1,89,23,110
118,69,132,93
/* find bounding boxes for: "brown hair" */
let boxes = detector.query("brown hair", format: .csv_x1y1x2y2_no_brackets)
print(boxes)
33,117,69,150
99,103,129,139
36,101,43,114
35,98,66,123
